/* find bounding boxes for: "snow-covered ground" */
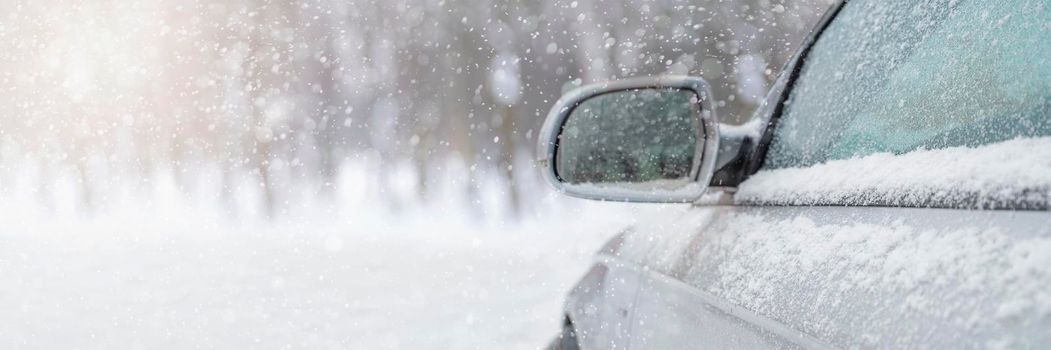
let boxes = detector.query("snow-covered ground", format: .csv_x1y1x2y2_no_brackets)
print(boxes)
0,192,654,349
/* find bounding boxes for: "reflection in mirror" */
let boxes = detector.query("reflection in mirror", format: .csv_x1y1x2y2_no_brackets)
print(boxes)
556,88,699,190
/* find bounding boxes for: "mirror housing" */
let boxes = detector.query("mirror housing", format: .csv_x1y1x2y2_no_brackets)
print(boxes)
537,76,720,203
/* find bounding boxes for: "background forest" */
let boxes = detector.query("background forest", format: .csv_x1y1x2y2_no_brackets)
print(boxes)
0,0,832,221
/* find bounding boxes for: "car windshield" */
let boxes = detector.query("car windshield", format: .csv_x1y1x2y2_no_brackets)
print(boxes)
764,0,1051,169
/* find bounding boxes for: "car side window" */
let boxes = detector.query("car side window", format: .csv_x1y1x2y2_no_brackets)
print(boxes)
764,0,1051,169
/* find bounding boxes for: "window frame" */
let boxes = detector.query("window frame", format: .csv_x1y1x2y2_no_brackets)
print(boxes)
733,0,1049,210
745,0,848,176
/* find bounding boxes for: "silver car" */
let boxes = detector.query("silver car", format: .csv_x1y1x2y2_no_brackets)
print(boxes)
541,0,1050,348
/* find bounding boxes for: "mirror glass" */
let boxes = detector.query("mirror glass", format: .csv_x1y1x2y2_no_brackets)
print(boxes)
556,88,699,190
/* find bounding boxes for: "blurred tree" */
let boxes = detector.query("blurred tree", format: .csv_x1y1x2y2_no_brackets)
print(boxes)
0,0,832,219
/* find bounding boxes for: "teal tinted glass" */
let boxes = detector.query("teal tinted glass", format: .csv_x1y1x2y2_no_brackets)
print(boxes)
765,0,1051,168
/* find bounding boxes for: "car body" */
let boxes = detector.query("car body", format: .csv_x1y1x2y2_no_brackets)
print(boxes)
542,0,1051,348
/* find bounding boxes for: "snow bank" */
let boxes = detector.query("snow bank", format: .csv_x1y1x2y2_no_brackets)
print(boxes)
0,154,656,349
736,137,1051,209
0,199,648,349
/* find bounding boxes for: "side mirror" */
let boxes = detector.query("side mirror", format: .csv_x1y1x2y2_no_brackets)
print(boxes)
537,76,720,203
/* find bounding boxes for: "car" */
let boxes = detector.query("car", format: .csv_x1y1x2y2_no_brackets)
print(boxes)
538,0,1050,348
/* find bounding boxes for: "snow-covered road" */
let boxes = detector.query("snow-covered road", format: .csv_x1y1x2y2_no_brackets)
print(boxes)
0,203,646,349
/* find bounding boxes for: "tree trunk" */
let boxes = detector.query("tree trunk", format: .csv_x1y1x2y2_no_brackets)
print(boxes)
497,104,520,219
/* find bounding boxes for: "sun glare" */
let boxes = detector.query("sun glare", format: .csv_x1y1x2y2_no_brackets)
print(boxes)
51,3,162,103
1,1,168,156
63,49,94,102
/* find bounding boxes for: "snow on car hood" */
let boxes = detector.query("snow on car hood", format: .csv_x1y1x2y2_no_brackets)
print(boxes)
736,137,1051,209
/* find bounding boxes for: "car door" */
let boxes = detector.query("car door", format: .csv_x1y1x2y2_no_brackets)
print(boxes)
564,246,647,350
626,0,1051,348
